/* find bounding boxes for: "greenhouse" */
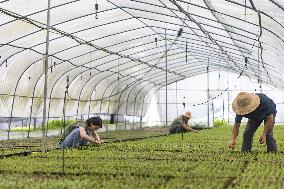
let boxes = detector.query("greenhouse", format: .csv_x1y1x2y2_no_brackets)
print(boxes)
0,0,284,188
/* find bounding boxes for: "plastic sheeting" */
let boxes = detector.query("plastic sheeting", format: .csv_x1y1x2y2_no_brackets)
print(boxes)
0,0,283,118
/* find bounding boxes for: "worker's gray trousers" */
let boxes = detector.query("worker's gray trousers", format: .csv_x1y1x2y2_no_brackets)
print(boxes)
242,117,277,153
169,124,186,134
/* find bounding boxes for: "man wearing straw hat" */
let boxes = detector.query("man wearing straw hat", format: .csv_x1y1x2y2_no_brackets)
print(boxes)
169,111,198,134
229,92,277,152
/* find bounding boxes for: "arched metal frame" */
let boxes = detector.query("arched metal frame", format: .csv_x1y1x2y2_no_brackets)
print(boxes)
0,0,283,124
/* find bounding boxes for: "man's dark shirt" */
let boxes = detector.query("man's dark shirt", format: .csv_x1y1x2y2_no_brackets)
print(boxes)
235,93,277,123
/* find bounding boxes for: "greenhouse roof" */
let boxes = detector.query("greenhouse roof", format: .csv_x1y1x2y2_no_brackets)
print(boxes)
0,0,283,117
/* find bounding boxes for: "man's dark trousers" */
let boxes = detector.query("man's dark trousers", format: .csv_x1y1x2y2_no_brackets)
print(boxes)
242,117,277,152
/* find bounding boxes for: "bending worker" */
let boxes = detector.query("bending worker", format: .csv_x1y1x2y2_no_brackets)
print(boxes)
60,117,104,148
229,92,277,152
169,111,198,134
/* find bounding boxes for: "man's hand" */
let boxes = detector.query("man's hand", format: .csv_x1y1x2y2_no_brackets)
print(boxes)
259,133,266,144
229,123,240,149
228,140,236,149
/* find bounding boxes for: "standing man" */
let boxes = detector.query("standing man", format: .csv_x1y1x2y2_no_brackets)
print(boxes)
169,111,198,134
229,92,277,152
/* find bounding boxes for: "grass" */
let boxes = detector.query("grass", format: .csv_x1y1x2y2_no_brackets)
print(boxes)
9,120,77,132
0,125,284,188
9,119,122,132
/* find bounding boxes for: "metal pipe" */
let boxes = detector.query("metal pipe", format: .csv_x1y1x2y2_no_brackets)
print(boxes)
207,58,210,128
212,102,215,127
41,0,51,153
176,81,178,117
227,64,230,126
62,76,69,176
165,28,168,127
222,99,225,122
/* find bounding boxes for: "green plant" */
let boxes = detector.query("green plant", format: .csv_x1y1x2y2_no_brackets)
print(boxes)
9,119,77,132
47,119,76,130
1,126,284,188
102,119,110,124
214,118,228,127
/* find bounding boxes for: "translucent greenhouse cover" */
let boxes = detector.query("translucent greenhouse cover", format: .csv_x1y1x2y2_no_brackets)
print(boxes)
0,0,283,119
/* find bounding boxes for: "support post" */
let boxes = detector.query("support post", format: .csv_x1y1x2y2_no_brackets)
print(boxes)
165,28,168,127
176,82,178,117
42,0,51,153
212,102,215,127
227,71,230,126
207,58,210,128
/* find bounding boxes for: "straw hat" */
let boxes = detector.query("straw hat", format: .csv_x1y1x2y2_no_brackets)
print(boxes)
232,92,260,115
183,111,192,118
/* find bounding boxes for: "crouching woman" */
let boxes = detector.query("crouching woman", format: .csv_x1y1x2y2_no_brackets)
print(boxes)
60,117,104,148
